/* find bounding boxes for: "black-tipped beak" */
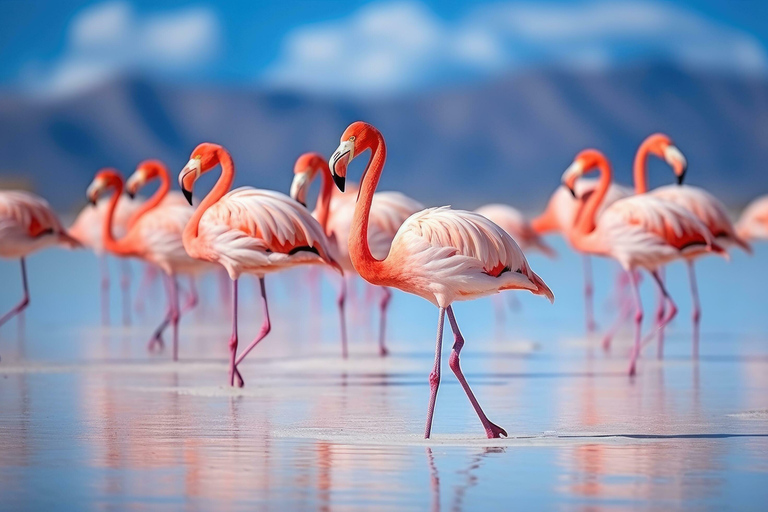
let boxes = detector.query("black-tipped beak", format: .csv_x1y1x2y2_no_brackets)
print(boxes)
298,200,307,208
676,170,686,186
89,197,97,206
182,188,193,205
333,173,345,192
563,181,577,198
127,191,135,199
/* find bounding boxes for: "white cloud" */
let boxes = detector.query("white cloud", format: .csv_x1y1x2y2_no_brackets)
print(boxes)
264,0,768,96
25,1,220,96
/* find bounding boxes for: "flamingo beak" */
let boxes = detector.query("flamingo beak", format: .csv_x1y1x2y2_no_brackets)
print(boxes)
290,171,311,207
561,160,584,199
329,140,354,192
86,178,105,206
663,145,687,186
125,170,146,200
179,158,201,205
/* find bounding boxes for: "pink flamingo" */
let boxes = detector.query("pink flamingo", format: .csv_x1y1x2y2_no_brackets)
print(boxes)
86,167,212,361
0,190,79,330
290,152,424,356
737,196,768,241
70,191,143,325
560,149,724,376
328,122,554,439
634,134,751,353
178,143,341,387
531,180,631,332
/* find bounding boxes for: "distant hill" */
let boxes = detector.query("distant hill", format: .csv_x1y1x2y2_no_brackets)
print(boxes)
1,64,767,213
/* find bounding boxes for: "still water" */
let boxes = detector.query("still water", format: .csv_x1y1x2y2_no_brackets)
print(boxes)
1,243,767,511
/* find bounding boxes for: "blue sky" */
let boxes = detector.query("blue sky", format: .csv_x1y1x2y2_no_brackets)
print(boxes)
2,0,767,96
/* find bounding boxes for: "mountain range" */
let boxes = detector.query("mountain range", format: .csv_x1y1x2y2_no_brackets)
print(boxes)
1,63,767,214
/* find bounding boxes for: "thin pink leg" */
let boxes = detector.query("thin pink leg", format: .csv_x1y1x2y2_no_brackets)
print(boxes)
446,306,507,438
0,258,30,329
628,270,643,377
169,274,180,362
134,264,158,314
234,277,271,367
654,267,666,358
424,307,445,439
583,256,597,332
650,270,678,345
148,275,172,352
120,259,131,326
492,295,505,326
687,261,701,359
378,287,391,356
180,276,199,316
100,255,110,325
228,279,243,387
338,277,348,358
601,298,632,352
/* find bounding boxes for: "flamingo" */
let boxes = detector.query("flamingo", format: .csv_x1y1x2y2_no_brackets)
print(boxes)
86,167,212,361
125,159,220,329
328,122,554,439
736,196,768,242
177,143,341,387
290,152,424,356
531,180,631,332
560,149,724,376
69,191,143,325
633,134,751,353
0,190,79,331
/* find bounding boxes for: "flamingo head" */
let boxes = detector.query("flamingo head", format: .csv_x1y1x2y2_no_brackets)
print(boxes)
290,152,326,207
86,168,123,206
643,133,687,185
561,149,607,198
329,121,376,193
179,143,222,205
126,159,165,198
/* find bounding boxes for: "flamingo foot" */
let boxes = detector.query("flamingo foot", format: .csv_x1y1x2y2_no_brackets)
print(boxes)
485,422,508,439
379,345,389,357
601,334,612,352
234,365,244,388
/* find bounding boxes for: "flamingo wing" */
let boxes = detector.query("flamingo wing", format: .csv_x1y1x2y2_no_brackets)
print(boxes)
653,185,750,252
391,207,553,302
475,203,555,257
737,195,768,241
197,187,339,277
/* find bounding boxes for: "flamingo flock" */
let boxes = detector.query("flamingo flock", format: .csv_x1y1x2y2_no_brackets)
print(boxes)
0,122,760,439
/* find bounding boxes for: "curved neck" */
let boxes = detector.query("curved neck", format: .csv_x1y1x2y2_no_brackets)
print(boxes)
127,165,170,228
102,181,132,255
313,163,334,231
350,132,387,278
633,139,654,194
573,160,612,237
183,149,234,245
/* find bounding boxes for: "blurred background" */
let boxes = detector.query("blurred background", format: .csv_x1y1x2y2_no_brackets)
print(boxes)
1,0,767,214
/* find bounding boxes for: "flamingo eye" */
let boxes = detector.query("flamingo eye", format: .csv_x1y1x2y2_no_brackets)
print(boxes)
194,154,202,160
349,136,355,142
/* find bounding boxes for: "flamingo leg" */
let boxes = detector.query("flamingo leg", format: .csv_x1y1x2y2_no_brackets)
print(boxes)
180,276,199,316
169,274,180,362
228,279,243,387
148,275,172,352
506,293,521,312
100,255,110,325
628,270,643,377
338,276,348,358
687,260,701,359
492,295,505,327
583,256,597,332
424,307,445,439
446,306,507,439
601,297,632,352
120,259,131,326
378,287,391,357
234,277,271,368
0,258,30,328
134,264,158,315
654,267,666,358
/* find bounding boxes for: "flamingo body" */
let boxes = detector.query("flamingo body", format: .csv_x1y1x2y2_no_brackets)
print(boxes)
0,191,77,257
475,204,554,257
737,196,768,241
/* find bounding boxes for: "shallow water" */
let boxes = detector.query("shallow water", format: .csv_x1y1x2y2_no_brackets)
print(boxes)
1,242,768,510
